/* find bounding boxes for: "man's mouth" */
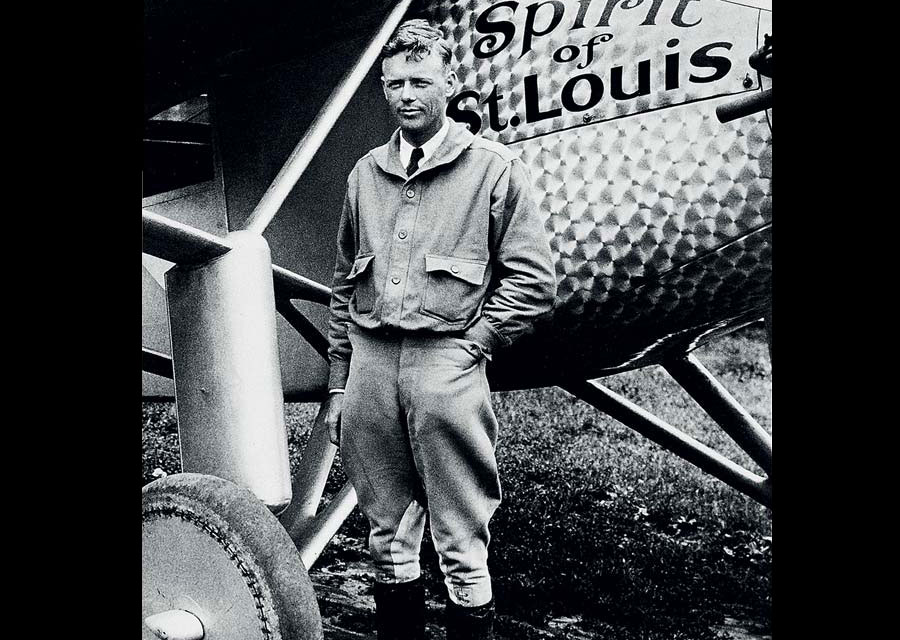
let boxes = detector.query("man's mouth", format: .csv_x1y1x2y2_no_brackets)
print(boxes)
399,109,422,116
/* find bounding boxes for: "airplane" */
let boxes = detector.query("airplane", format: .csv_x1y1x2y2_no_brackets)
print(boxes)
142,1,772,638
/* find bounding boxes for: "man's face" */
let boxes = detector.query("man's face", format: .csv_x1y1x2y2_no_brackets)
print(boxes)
381,48,456,144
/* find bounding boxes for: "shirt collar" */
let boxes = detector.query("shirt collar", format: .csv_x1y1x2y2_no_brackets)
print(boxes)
370,119,475,179
399,119,450,169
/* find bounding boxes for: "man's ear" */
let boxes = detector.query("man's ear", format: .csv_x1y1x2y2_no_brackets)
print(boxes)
444,70,458,98
380,76,389,101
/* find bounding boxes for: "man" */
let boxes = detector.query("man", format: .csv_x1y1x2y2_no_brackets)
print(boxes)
320,19,557,640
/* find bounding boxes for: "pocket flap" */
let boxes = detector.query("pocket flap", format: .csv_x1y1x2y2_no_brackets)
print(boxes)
424,255,487,286
346,254,374,281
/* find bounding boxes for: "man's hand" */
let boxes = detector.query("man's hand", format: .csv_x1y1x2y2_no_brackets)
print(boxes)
321,392,344,446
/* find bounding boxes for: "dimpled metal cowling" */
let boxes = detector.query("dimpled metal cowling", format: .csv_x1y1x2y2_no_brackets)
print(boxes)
427,0,771,386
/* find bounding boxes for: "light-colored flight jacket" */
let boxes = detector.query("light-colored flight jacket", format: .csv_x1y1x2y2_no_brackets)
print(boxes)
327,120,557,389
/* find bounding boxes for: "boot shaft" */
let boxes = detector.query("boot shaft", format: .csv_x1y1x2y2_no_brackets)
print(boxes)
445,598,495,640
374,578,425,640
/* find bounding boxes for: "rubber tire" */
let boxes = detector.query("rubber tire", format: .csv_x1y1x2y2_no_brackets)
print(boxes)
142,473,324,639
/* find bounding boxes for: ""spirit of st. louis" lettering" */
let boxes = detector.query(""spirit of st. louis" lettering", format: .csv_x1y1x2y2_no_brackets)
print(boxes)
448,0,733,134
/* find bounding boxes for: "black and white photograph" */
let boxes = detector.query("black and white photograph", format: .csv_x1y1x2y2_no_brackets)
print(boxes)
142,1,773,638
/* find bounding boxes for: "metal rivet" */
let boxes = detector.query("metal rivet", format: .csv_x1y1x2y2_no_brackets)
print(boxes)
391,276,401,284
582,113,594,123
398,230,407,239
406,189,415,198
743,73,753,89
450,265,459,273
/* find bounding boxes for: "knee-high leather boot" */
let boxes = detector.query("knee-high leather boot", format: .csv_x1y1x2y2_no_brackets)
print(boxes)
445,598,495,640
373,578,425,640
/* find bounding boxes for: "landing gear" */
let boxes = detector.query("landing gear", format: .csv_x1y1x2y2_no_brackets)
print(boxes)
562,347,772,508
142,473,324,640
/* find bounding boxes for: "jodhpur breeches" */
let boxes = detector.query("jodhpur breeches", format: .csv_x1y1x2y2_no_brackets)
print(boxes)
340,325,501,608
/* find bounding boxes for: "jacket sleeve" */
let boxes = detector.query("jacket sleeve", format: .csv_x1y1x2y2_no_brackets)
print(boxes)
326,179,357,390
465,157,557,354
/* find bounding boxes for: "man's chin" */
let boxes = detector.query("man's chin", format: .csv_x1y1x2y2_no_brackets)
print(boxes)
398,115,424,128
396,114,442,141
398,121,427,137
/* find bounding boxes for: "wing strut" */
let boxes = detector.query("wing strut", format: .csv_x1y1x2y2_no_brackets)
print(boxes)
241,0,416,235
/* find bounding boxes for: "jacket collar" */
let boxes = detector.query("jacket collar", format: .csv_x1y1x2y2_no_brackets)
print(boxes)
370,119,475,180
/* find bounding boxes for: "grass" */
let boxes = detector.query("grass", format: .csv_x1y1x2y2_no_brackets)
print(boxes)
142,325,772,639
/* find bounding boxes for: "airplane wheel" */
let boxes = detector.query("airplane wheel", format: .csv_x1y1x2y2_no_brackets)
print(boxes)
142,473,323,640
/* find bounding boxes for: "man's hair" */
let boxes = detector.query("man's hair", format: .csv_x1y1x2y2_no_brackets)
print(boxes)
381,19,452,67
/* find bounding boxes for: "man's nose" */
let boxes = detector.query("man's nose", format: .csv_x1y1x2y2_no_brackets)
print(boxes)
400,83,415,102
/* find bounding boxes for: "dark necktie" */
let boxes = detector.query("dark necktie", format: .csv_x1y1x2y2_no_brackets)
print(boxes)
406,147,424,176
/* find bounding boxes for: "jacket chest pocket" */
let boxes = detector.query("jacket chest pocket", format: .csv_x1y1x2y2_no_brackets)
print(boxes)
347,254,375,313
421,254,487,324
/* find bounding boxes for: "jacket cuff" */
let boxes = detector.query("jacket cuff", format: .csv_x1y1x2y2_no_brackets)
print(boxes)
328,359,350,390
463,316,508,357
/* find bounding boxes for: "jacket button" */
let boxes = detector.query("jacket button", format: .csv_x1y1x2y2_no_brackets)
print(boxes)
398,230,407,239
406,189,415,198
450,265,459,274
391,276,401,285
